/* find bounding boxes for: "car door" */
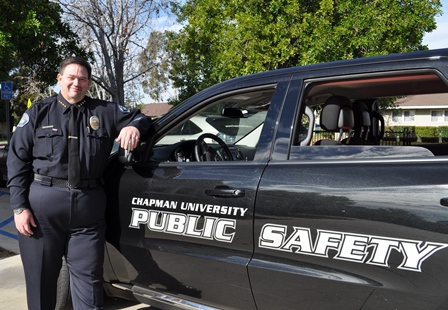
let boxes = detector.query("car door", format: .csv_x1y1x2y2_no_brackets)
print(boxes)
104,81,290,309
250,69,448,309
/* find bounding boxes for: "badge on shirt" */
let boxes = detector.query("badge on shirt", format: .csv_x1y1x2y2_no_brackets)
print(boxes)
118,104,130,113
17,113,29,128
90,116,100,130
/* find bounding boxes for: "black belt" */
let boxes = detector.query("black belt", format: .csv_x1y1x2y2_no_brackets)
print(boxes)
34,174,103,189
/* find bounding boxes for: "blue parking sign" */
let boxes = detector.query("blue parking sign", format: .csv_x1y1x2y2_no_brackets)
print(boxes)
1,81,13,99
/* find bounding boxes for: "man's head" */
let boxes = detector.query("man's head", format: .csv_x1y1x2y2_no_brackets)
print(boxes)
57,56,92,104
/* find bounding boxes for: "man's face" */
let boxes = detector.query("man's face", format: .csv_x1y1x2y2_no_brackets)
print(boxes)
57,64,91,104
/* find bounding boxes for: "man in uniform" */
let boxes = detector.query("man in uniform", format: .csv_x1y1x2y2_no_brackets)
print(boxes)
7,56,152,309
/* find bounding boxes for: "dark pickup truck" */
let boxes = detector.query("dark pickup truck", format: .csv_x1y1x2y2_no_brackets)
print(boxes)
7,48,448,309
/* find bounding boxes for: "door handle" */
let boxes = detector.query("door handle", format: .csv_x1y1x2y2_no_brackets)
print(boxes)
205,187,245,198
440,198,448,207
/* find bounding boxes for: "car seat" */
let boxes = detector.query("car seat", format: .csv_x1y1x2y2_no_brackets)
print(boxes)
342,100,373,145
314,96,354,145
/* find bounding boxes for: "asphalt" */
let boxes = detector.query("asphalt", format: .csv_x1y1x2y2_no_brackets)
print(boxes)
0,187,152,310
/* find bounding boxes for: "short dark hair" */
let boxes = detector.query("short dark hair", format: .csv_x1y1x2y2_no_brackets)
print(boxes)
59,56,92,80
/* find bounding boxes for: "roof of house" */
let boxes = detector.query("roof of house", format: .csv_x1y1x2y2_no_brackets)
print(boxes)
141,103,173,118
395,93,448,109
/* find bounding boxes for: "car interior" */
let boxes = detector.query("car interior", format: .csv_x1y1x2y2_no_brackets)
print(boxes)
291,70,448,159
142,69,448,163
151,90,274,162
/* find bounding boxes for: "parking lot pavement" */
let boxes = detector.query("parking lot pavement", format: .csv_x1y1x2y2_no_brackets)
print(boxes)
0,187,152,310
0,188,19,254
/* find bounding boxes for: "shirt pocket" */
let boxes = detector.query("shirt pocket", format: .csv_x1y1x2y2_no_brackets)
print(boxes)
87,127,109,157
34,127,64,157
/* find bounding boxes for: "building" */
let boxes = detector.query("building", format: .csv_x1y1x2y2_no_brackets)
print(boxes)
383,93,448,127
141,103,173,118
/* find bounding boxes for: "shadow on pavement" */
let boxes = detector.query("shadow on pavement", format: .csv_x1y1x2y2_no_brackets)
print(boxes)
104,296,153,309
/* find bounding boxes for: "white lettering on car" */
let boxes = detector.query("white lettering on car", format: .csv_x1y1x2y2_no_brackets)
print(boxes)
129,208,236,243
180,201,248,217
131,197,178,209
259,224,448,272
131,197,248,217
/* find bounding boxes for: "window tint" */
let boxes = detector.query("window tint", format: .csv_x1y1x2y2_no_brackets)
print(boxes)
292,71,448,159
153,89,274,162
167,119,203,136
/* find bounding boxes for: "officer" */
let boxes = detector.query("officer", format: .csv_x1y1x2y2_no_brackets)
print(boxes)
7,56,152,309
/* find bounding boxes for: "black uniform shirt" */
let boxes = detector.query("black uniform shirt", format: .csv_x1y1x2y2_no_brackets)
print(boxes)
7,94,152,210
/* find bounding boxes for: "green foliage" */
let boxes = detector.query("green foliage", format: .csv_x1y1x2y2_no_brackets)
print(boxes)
385,126,414,134
167,0,441,104
134,103,146,110
387,126,448,138
437,127,448,137
415,126,438,138
140,32,172,102
0,0,88,123
1,0,84,84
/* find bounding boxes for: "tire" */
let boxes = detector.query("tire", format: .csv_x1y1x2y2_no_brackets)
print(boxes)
55,257,73,310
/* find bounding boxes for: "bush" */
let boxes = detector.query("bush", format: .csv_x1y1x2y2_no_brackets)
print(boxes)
414,127,437,138
436,127,448,137
384,126,448,140
385,126,410,133
385,126,415,137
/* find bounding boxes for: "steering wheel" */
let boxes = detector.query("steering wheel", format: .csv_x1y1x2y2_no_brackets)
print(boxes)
194,133,234,161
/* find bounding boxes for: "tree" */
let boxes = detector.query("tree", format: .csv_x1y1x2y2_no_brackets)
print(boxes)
139,31,173,102
0,0,87,126
167,0,442,104
54,0,173,106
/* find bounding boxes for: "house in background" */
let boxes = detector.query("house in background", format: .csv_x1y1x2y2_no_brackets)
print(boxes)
141,102,173,118
383,93,448,127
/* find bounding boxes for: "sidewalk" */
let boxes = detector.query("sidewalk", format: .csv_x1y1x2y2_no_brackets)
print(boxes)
0,255,25,309
0,187,151,310
0,188,19,254
0,187,27,309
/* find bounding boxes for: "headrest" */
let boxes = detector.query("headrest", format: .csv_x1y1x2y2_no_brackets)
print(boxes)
320,96,354,132
353,101,371,128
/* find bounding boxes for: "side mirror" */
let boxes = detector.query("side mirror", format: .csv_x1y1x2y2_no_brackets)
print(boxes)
118,146,135,164
118,141,147,165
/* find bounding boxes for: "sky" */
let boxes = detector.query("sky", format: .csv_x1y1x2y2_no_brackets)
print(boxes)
422,0,448,49
148,1,448,102
39,1,448,104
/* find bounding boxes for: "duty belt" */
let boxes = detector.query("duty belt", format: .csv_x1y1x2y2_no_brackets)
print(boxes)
34,174,103,189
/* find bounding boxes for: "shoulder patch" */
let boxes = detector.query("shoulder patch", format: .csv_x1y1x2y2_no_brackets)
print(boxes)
118,104,130,113
17,113,30,128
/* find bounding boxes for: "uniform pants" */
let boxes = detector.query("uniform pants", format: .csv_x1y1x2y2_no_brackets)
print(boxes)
18,182,106,310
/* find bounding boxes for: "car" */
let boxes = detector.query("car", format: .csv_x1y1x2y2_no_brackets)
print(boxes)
96,48,448,310
9,48,448,309
0,143,8,187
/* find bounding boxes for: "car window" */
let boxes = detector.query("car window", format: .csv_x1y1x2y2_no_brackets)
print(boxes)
168,119,203,136
152,89,274,162
291,70,448,159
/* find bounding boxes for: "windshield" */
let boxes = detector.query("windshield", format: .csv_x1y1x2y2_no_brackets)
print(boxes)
200,110,267,144
157,89,273,146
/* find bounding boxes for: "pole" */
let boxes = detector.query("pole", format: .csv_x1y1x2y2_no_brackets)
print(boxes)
5,99,10,142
